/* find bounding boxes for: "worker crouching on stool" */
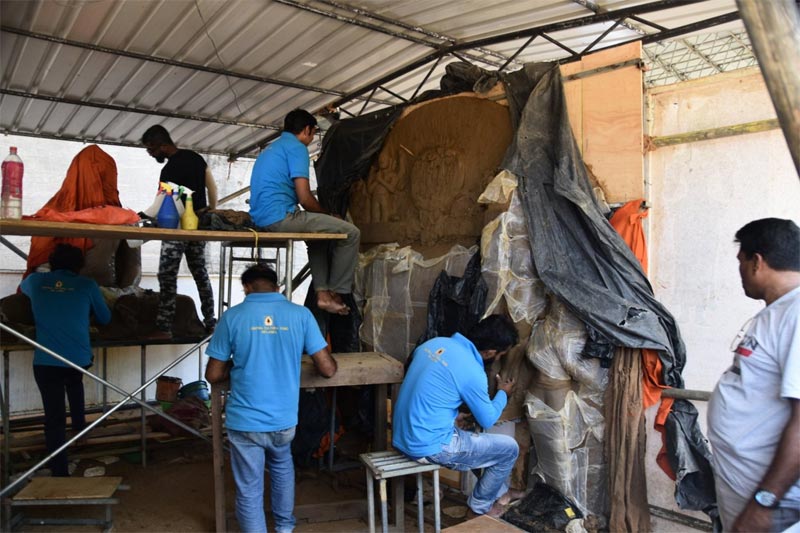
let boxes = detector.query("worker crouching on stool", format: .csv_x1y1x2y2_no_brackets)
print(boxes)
392,315,525,518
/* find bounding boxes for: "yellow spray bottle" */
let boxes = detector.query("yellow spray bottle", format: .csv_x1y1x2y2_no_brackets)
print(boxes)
180,186,199,230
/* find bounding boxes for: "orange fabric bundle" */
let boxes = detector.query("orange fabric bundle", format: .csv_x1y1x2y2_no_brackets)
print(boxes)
22,145,138,278
610,199,676,479
609,199,649,275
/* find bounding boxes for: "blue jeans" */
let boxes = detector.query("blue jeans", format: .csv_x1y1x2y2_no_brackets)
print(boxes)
423,427,519,514
228,427,297,533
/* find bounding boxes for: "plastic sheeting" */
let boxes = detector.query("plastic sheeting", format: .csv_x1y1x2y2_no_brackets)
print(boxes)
527,299,608,395
354,244,475,361
525,390,607,516
419,252,487,346
480,179,547,324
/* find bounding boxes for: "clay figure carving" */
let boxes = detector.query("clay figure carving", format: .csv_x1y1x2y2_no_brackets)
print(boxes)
368,149,406,223
411,146,464,244
350,177,371,223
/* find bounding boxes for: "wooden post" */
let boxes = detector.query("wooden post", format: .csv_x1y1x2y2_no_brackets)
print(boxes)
737,0,800,178
211,383,226,533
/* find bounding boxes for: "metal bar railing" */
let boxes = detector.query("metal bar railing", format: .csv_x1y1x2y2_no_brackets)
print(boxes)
0,323,212,497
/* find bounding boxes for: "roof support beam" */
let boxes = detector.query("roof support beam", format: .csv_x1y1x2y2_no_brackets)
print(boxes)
327,0,729,115
0,128,156,153
570,0,647,34
0,88,276,130
358,88,377,116
500,35,538,72
0,25,394,107
232,1,739,158
314,0,513,65
540,33,579,57
274,0,511,69
737,0,800,178
411,56,443,100
377,86,407,103
449,0,709,52
642,48,688,83
580,18,623,55
680,39,725,72
639,12,740,44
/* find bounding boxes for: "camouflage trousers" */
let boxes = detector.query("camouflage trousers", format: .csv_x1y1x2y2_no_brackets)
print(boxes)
156,240,216,332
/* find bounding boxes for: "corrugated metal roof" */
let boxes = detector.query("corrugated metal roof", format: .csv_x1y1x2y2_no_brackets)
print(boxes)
0,0,750,159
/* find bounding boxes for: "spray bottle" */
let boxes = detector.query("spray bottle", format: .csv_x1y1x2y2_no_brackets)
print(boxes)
156,182,180,229
141,184,167,219
180,186,199,230
164,181,184,216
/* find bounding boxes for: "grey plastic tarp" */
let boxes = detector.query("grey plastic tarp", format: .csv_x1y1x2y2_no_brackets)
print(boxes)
499,62,716,517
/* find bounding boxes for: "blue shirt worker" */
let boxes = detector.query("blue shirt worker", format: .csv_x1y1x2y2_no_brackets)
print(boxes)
205,264,338,533
20,244,111,476
249,109,360,316
392,315,524,518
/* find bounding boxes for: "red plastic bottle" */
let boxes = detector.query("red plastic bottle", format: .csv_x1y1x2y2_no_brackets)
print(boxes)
1,147,24,219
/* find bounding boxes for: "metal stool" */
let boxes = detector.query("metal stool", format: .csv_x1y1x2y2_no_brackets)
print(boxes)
360,450,441,533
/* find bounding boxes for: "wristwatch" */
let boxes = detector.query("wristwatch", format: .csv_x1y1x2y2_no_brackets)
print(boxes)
753,489,779,509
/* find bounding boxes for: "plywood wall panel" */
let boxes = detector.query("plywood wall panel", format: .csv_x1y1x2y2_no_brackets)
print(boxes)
561,42,644,202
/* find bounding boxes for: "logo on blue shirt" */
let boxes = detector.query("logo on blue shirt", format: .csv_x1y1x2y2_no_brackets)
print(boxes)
425,347,448,366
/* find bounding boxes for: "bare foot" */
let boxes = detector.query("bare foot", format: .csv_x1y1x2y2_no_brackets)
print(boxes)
485,500,507,518
466,500,507,520
317,291,350,315
496,489,526,506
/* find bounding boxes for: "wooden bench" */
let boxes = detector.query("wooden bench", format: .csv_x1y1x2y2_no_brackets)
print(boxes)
360,450,441,533
8,476,125,532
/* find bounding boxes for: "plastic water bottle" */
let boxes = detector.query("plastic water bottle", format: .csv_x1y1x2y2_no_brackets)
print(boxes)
1,147,24,219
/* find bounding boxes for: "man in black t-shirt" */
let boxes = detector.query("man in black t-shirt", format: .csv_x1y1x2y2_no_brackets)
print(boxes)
142,125,218,338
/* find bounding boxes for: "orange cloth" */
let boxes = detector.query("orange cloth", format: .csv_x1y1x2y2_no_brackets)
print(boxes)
610,199,676,479
609,199,649,275
22,145,138,278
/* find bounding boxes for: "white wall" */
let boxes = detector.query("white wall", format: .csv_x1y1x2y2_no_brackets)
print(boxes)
0,134,312,413
644,68,800,522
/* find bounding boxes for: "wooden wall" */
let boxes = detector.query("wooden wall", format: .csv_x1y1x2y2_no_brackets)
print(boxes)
561,41,644,203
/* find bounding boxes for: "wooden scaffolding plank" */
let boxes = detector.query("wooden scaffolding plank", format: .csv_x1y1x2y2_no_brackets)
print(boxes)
0,219,345,243
13,476,123,501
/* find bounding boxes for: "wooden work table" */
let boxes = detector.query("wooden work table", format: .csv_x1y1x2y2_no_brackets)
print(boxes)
0,218,346,243
210,352,404,533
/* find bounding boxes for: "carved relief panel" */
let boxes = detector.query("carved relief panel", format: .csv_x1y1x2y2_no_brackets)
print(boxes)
351,95,513,248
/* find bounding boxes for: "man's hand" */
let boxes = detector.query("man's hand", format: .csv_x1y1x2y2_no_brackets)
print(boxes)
205,358,231,384
731,501,772,532
496,374,515,396
311,348,338,378
294,178,326,214
455,412,475,430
